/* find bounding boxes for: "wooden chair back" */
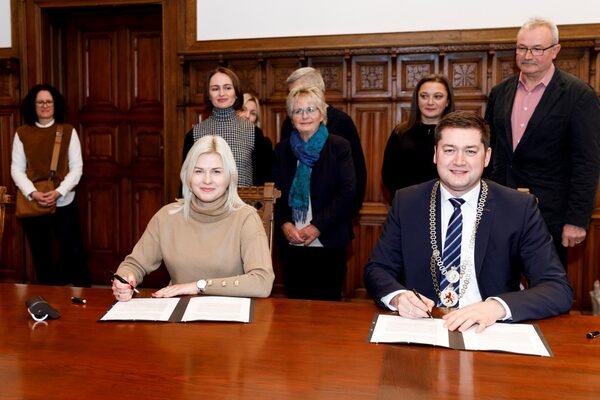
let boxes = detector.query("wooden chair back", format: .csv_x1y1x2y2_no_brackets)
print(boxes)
237,182,281,251
0,186,15,253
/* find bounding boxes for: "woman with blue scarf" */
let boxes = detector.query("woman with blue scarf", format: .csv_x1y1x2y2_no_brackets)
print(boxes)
273,86,356,301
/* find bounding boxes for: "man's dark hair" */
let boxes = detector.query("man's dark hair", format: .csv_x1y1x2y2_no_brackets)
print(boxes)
435,110,491,150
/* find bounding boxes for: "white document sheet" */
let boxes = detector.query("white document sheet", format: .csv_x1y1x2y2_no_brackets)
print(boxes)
461,322,550,356
369,314,551,357
99,298,179,321
370,314,449,347
181,296,252,323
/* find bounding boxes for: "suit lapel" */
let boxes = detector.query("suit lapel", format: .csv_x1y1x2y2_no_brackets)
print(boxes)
474,181,494,278
502,77,519,151
516,69,564,151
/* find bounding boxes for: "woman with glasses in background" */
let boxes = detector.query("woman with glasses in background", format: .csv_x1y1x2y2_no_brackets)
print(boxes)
11,84,91,287
272,86,356,301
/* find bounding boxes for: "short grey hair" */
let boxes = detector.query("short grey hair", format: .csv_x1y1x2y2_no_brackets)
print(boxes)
519,17,559,44
176,135,246,220
286,67,326,92
286,86,328,125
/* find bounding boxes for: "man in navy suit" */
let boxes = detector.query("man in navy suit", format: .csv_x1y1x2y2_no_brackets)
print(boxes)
485,17,600,267
364,111,572,332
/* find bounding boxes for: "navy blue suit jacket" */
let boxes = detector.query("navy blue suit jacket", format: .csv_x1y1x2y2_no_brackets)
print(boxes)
364,180,573,322
486,68,600,231
272,134,356,248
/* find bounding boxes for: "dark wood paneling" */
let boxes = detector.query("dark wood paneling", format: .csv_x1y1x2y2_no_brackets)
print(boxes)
4,0,600,310
63,8,164,287
0,57,23,281
179,39,600,309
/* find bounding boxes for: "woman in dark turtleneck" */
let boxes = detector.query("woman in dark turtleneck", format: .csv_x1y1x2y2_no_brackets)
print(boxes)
182,67,271,187
381,74,455,200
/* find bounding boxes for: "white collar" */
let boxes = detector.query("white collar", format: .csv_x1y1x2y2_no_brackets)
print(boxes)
439,182,481,207
35,119,55,128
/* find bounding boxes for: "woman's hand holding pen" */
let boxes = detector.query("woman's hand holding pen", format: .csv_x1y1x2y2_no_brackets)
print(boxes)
391,290,434,319
112,273,137,302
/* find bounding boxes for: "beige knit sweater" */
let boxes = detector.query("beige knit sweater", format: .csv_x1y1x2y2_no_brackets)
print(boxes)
116,196,274,297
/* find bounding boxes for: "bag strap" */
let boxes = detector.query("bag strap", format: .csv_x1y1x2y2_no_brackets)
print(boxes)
49,125,63,179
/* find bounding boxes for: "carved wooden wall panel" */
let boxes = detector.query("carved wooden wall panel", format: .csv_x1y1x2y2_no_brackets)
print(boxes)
188,61,219,105
309,56,347,100
230,60,262,97
397,54,439,97
352,55,392,98
266,58,301,100
554,47,590,82
445,52,488,97
491,50,519,85
351,102,392,204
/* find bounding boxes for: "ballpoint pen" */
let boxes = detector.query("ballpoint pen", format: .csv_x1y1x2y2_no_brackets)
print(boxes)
412,288,434,319
113,273,140,294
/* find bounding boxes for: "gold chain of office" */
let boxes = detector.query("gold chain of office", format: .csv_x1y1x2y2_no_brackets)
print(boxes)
428,180,488,303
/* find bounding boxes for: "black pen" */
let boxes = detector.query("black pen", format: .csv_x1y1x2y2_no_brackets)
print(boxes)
412,288,434,319
71,296,87,305
586,330,600,339
113,273,140,294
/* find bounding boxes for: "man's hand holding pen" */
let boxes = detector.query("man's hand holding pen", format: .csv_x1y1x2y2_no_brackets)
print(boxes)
391,289,434,319
112,273,139,302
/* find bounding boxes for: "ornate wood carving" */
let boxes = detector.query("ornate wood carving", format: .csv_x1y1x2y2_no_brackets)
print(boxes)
352,55,391,98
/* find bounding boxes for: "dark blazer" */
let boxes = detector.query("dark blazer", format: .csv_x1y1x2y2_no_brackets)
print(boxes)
485,68,600,231
364,180,573,322
273,134,356,248
281,105,366,216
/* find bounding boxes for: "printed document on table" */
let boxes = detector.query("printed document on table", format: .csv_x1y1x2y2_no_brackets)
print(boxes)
369,314,551,356
369,314,449,347
99,298,179,321
461,322,551,356
181,296,251,323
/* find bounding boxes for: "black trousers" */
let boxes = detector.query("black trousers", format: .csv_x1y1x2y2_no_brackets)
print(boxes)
280,244,347,301
21,201,91,287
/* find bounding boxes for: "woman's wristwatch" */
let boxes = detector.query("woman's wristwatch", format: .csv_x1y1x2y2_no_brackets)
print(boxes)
196,279,207,294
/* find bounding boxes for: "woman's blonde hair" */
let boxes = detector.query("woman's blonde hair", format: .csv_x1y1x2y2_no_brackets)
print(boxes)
243,93,262,128
286,86,328,124
175,135,246,219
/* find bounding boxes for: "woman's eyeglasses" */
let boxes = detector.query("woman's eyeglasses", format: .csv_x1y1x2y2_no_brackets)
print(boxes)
35,100,54,107
292,107,317,116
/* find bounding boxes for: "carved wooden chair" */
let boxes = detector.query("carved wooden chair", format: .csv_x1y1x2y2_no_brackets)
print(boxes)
0,186,15,255
237,182,281,252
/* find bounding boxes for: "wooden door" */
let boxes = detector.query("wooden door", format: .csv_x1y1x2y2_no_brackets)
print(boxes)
61,7,167,287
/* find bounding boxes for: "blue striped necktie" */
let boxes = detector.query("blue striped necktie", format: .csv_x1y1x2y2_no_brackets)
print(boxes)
438,197,465,307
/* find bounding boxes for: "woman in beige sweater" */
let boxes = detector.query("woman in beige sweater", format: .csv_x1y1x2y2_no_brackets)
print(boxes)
112,135,274,301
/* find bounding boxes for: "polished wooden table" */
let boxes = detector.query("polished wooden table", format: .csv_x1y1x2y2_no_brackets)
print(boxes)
2,283,599,399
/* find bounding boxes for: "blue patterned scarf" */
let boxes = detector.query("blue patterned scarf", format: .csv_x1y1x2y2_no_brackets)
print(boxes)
289,123,329,223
